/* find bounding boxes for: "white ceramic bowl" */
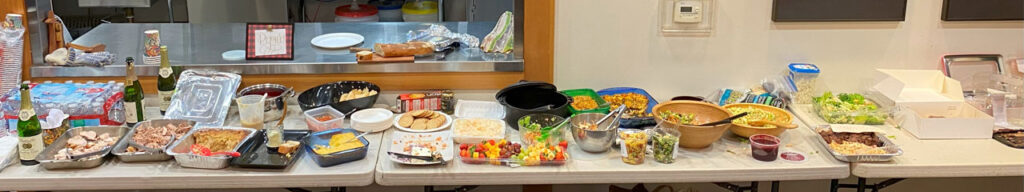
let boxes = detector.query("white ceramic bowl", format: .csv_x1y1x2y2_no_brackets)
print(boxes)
350,108,394,133
392,111,453,133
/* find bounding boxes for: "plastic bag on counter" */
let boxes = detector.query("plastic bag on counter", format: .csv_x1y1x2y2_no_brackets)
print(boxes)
0,82,125,133
45,48,116,67
407,24,480,52
708,86,789,109
480,11,514,53
0,135,16,172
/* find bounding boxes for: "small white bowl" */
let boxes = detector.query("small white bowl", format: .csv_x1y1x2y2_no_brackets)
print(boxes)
350,108,394,133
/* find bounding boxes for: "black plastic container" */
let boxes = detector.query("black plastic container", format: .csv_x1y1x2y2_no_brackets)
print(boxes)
297,81,381,114
231,130,310,169
496,81,571,129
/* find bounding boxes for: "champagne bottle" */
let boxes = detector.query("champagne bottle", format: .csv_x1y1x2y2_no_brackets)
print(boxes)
157,46,175,115
124,57,145,126
17,83,43,165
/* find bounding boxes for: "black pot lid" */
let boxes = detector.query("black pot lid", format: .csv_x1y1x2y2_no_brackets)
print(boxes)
495,80,558,100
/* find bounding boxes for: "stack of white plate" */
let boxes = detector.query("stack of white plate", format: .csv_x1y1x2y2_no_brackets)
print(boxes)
350,108,394,133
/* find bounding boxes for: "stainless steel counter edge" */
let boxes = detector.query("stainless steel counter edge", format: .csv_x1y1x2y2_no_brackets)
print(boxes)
31,22,524,77
32,61,524,77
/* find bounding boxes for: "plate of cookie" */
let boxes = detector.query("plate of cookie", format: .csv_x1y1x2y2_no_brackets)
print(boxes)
393,110,453,133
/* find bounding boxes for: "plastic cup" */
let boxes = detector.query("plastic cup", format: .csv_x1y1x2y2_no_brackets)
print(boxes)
619,129,648,165
750,134,781,162
651,128,680,164
236,94,266,130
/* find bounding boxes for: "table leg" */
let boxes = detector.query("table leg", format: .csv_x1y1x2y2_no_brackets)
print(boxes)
713,182,760,192
830,179,839,192
331,187,346,192
857,178,867,192
771,181,780,192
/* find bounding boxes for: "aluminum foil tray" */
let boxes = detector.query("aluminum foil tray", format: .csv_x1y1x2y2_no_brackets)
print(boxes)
164,70,241,127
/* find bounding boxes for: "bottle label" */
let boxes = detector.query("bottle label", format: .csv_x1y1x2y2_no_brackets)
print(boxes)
159,67,173,78
125,101,139,123
18,134,44,161
18,110,34,121
159,91,173,111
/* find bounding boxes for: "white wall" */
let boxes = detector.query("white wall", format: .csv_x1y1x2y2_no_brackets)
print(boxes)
553,1,1024,191
554,0,1024,100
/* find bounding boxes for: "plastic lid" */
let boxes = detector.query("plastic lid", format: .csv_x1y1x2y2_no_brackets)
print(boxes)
788,63,820,74
222,50,245,61
402,1,438,15
336,4,379,18
454,100,506,119
779,151,807,163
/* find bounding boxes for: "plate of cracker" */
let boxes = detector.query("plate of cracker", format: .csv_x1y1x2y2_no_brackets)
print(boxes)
393,110,453,133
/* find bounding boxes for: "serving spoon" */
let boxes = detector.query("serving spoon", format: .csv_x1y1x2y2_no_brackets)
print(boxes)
698,112,749,126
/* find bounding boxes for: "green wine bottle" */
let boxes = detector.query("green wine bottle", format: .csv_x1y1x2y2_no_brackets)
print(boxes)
124,57,145,126
17,83,43,165
157,46,175,115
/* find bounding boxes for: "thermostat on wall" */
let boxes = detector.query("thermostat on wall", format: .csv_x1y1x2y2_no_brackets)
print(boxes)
674,1,702,23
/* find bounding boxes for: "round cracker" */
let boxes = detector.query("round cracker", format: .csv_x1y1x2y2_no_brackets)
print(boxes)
398,114,415,127
426,117,444,129
411,119,428,130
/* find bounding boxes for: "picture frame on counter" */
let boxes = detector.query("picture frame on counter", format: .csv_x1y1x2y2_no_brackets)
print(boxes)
245,23,294,60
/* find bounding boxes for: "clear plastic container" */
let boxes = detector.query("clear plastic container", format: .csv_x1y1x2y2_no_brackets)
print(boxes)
454,100,505,119
236,95,266,130
650,128,679,164
401,1,438,22
787,63,821,104
619,128,648,165
750,134,780,162
812,92,890,125
517,114,566,145
452,118,506,144
304,106,346,132
374,0,404,22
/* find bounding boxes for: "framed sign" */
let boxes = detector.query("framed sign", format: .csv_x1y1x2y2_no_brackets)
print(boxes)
772,0,908,22
245,23,294,60
942,0,1024,21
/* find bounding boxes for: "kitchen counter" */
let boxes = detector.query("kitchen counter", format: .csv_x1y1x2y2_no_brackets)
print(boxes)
30,22,523,78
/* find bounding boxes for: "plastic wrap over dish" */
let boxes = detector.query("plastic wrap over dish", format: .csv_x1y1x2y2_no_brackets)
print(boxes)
407,24,479,51
164,70,241,127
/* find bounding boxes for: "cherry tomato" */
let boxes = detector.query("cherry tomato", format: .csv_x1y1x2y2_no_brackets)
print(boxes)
558,140,568,149
488,140,496,145
459,144,469,150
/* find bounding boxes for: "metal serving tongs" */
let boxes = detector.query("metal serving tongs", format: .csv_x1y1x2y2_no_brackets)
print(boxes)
596,105,627,131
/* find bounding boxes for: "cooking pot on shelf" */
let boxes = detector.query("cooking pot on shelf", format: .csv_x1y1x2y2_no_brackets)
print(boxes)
237,83,294,122
495,81,571,129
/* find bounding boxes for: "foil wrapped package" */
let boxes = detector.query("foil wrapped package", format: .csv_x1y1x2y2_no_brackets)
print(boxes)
407,24,479,51
164,70,241,127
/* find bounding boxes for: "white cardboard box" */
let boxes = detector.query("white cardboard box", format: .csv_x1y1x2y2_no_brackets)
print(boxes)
895,103,994,139
873,69,965,117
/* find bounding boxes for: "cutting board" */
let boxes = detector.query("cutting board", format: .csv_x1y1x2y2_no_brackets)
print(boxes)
357,53,414,64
